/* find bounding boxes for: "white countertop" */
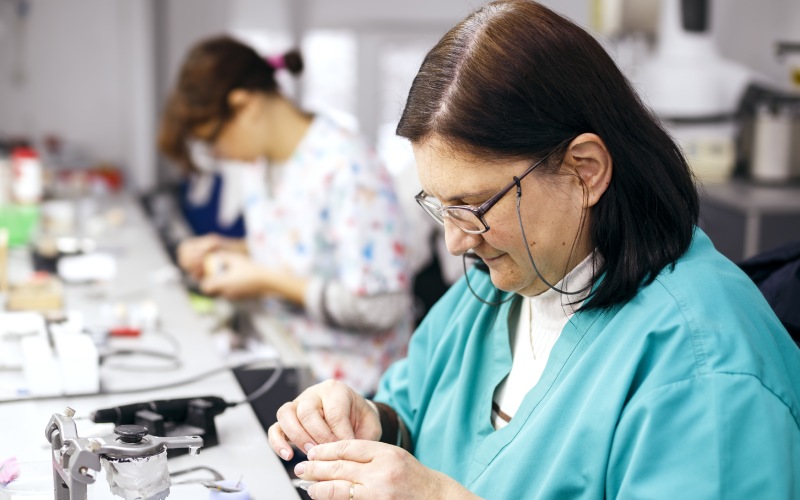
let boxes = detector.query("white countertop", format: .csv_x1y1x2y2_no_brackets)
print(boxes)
0,194,299,500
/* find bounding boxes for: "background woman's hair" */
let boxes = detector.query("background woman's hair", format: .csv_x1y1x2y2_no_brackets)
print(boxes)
158,35,303,172
397,0,699,311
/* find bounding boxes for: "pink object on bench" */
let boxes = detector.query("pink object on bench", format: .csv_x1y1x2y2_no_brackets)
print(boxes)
0,457,20,485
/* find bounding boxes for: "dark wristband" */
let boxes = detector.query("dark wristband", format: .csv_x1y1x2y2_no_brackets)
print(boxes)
374,401,399,444
373,401,412,451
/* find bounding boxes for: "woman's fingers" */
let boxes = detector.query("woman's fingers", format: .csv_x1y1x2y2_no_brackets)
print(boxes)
295,395,343,445
308,439,386,463
176,243,195,272
271,382,373,464
295,454,361,482
178,236,219,276
296,443,384,498
318,387,360,441
267,422,295,461
307,479,361,500
275,400,321,453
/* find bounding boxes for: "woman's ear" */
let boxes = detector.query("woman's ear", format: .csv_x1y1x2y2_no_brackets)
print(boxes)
227,88,255,110
565,133,612,208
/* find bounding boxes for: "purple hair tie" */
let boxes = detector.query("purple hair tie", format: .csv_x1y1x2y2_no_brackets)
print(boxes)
266,54,285,70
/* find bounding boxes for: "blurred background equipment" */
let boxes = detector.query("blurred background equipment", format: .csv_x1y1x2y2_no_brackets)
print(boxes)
734,83,800,184
45,408,203,499
777,41,800,90
593,0,755,184
90,396,228,457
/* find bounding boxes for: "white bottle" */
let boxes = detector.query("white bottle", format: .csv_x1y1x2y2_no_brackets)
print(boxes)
751,104,792,184
10,146,43,204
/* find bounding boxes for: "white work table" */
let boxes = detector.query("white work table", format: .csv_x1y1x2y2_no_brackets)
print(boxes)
0,194,300,499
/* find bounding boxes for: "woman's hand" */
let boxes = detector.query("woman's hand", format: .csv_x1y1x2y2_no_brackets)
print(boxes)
268,380,382,461
198,252,270,299
296,440,480,500
177,234,246,279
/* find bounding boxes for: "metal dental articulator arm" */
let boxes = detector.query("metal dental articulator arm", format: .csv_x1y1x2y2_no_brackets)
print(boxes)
45,407,204,500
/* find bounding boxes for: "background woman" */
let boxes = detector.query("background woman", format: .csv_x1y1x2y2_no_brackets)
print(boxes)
158,36,412,395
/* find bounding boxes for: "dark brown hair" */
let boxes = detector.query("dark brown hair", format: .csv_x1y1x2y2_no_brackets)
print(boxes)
397,0,699,310
158,36,303,172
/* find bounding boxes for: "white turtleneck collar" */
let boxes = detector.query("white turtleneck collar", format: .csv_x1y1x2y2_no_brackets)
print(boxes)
492,250,601,429
526,249,599,333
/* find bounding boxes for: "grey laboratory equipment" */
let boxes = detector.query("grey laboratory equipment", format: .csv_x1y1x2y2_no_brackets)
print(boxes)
45,408,203,500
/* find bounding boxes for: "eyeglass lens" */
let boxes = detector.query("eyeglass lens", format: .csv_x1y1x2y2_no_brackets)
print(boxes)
418,195,486,233
445,209,483,232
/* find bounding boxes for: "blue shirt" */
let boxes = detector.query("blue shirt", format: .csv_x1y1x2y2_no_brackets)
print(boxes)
375,229,800,498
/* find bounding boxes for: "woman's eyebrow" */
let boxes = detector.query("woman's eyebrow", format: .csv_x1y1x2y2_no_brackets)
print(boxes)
439,188,496,204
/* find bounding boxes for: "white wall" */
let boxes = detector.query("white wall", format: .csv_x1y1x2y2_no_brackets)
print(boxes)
157,0,233,103
0,0,797,194
118,1,157,192
714,0,800,87
0,1,125,164
0,0,156,191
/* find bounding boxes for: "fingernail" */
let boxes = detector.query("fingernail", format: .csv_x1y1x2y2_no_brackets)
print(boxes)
307,447,316,460
296,480,315,491
303,442,314,453
294,462,306,475
279,448,290,460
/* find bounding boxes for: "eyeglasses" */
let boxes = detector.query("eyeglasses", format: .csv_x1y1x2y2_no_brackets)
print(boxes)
415,154,551,234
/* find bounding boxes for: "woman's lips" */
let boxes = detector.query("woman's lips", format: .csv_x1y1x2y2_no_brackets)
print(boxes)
481,254,503,264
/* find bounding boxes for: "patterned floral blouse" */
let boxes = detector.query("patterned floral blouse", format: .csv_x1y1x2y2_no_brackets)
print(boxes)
239,115,412,394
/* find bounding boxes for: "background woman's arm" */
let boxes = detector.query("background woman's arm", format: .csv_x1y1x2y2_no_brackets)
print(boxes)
305,278,412,332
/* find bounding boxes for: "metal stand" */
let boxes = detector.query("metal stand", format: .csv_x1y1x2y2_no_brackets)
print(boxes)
45,407,203,500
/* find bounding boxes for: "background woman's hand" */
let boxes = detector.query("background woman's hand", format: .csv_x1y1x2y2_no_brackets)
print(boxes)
268,380,382,461
177,234,246,280
296,440,480,500
198,251,270,299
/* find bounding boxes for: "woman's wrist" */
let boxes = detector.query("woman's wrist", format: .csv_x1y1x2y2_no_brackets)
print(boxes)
256,266,278,297
256,267,309,305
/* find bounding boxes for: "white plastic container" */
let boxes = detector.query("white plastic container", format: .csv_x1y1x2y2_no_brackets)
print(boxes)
666,121,737,184
751,104,793,184
10,147,43,205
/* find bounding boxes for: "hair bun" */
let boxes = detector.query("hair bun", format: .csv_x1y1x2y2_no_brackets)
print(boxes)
282,49,304,75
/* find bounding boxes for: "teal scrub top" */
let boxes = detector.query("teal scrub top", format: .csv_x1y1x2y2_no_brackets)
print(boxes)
375,229,800,499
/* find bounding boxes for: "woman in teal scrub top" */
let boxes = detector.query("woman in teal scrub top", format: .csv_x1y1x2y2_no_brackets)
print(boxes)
267,1,800,498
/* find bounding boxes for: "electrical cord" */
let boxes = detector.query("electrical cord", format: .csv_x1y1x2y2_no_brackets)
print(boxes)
0,356,283,405
170,465,224,481
99,349,182,372
99,327,183,372
231,354,284,406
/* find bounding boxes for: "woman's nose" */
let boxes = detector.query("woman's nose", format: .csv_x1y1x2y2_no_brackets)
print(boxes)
443,222,482,256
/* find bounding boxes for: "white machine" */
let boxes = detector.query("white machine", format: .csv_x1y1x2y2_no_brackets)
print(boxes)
595,0,753,119
594,0,755,182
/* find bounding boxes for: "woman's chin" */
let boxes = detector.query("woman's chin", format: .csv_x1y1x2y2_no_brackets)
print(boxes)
487,269,520,294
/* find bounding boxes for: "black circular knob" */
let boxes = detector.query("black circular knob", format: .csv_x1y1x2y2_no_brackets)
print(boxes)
114,425,148,444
